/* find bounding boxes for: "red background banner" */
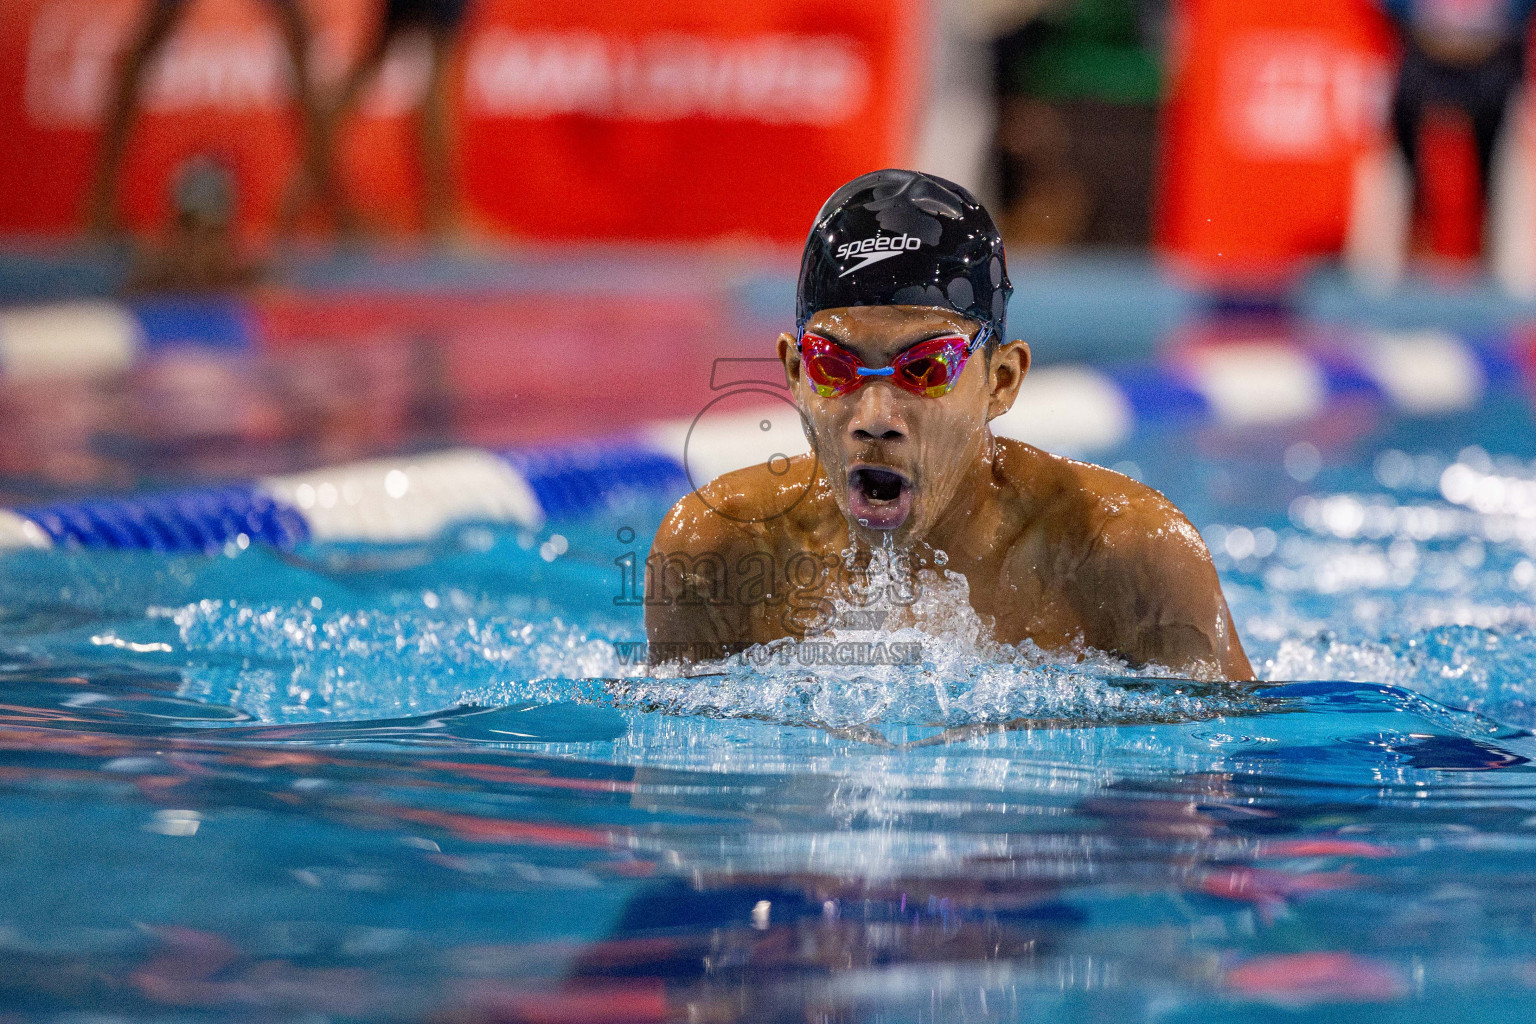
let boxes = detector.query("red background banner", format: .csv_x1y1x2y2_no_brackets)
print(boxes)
0,0,923,243
1156,0,1398,281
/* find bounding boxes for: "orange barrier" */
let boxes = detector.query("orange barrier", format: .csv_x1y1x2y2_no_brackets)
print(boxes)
0,0,923,243
1156,0,1398,282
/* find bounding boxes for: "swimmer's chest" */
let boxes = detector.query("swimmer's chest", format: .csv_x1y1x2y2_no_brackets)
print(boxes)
726,532,1095,649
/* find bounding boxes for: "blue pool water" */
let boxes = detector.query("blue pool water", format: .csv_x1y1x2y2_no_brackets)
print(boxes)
7,397,1536,1021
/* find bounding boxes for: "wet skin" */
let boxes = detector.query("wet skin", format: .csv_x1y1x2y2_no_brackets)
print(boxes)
647,305,1254,681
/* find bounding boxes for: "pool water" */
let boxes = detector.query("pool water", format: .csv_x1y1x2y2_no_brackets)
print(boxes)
6,397,1536,1021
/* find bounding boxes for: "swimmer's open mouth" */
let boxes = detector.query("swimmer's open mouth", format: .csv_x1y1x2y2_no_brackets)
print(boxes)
855,467,905,502
847,466,914,531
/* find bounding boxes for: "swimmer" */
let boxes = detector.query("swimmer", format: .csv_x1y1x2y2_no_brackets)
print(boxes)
647,169,1253,681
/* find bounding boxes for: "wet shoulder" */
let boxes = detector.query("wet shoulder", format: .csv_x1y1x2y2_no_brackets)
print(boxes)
993,439,1205,560
652,454,821,556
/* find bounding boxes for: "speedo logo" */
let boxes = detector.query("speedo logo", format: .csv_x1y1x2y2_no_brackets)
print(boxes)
835,233,923,277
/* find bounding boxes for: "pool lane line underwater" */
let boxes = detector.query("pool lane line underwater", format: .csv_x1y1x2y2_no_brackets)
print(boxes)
0,327,1520,552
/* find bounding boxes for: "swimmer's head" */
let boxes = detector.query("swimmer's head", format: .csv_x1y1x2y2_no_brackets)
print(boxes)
795,168,1011,339
779,170,1029,543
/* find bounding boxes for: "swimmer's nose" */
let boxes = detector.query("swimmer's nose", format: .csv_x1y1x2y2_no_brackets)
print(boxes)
847,380,907,443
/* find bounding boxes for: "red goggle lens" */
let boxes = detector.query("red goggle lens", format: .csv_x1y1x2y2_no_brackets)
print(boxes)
891,335,969,397
801,342,863,397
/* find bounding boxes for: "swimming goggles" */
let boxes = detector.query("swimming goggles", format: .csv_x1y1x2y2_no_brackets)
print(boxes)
796,324,992,399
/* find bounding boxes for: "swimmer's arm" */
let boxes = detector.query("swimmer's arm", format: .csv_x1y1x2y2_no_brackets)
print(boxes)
643,494,758,664
1081,509,1255,682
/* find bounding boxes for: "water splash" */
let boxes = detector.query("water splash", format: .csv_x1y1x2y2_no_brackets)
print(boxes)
1206,447,1536,728
168,593,639,722
525,538,1260,734
578,634,1268,733
1268,625,1536,728
164,564,1265,734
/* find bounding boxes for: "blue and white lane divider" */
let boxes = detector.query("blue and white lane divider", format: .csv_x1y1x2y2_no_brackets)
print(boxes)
0,298,254,382
0,302,143,381
0,329,1520,552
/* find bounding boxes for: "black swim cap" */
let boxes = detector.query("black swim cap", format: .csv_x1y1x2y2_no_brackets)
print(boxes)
797,169,1011,338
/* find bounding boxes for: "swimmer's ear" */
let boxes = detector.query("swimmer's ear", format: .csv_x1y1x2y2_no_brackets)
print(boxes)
777,332,803,390
985,339,1030,420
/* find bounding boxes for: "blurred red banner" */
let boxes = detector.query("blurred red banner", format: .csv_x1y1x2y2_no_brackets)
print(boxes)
1156,0,1397,281
0,0,922,243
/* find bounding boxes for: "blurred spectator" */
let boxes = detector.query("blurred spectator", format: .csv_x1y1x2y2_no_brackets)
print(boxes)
914,0,1044,204
992,0,1167,248
84,0,343,237
1349,0,1536,290
1389,0,1532,210
127,157,261,294
324,0,475,238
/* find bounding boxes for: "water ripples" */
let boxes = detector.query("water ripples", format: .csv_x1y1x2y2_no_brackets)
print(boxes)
6,438,1536,1018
